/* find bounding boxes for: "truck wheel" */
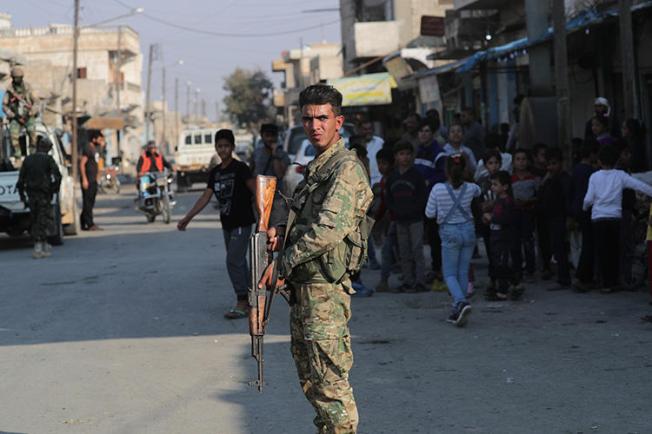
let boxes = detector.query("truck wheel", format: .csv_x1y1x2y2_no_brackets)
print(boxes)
48,203,64,246
176,174,189,193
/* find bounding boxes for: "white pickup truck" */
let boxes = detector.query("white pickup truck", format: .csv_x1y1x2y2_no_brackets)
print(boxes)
0,123,77,244
174,128,217,192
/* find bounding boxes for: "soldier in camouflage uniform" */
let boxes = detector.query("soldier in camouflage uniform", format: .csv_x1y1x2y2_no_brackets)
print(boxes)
16,137,62,258
260,85,373,434
2,66,39,158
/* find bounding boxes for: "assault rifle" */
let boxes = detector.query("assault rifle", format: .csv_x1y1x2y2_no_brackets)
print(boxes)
248,175,277,392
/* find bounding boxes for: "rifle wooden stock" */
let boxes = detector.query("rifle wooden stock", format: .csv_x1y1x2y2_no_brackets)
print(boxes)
256,175,276,232
248,175,277,392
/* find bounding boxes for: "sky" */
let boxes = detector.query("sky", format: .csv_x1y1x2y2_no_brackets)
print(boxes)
4,0,341,120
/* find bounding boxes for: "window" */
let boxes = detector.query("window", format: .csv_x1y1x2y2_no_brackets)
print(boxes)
204,134,213,144
193,134,202,145
185,134,192,145
77,67,87,79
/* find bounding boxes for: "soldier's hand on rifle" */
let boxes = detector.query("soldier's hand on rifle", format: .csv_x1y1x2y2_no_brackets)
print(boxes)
258,262,285,290
266,226,284,252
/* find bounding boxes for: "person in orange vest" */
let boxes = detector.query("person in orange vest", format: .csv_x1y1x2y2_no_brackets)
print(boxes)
137,140,173,177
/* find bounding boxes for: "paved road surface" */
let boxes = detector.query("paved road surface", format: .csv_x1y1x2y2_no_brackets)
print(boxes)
1,186,651,434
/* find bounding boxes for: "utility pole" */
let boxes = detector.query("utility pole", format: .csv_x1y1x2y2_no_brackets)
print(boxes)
186,81,191,120
115,26,122,157
162,65,167,152
619,0,638,119
299,37,304,89
174,77,179,146
552,0,571,157
201,98,206,118
194,88,199,120
144,43,154,142
71,0,80,182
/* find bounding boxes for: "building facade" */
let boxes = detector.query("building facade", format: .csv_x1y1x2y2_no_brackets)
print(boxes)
0,16,143,160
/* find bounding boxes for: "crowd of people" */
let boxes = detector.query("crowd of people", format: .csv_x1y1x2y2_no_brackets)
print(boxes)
174,93,652,327
345,97,652,327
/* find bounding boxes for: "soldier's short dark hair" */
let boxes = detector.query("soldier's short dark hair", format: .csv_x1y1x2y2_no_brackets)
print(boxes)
299,85,343,116
215,129,235,146
260,123,278,135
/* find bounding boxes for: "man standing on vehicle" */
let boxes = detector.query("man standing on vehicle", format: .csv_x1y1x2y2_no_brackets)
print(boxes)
259,85,373,434
16,137,61,258
250,123,290,225
80,130,104,231
2,66,39,158
137,140,174,177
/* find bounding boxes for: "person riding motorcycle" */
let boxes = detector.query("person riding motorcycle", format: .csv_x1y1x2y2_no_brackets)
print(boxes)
137,140,174,177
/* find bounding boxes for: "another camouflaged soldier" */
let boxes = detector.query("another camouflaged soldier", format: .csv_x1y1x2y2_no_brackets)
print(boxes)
2,66,39,158
16,137,62,258
260,85,373,434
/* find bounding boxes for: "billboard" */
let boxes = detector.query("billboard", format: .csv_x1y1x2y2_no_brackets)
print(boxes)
328,73,397,107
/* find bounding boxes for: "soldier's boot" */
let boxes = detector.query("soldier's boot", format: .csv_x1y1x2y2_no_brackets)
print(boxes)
42,242,52,257
32,242,44,259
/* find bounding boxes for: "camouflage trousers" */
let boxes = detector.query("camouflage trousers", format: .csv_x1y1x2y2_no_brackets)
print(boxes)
289,280,358,434
9,118,37,157
28,192,53,242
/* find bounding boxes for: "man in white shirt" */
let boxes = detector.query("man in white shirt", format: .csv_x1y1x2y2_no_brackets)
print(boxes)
583,145,652,291
360,120,384,186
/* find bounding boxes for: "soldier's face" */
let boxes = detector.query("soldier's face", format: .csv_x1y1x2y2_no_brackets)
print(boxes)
301,104,344,153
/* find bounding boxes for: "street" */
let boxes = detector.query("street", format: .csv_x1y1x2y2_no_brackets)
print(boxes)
1,187,651,434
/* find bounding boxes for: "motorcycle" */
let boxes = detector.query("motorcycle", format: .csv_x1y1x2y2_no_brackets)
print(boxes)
137,169,174,224
99,166,121,194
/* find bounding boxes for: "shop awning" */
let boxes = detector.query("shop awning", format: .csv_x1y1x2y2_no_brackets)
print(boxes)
420,0,652,77
83,116,126,130
328,73,398,107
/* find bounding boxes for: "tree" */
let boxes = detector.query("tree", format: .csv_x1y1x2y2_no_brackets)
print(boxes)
222,68,274,130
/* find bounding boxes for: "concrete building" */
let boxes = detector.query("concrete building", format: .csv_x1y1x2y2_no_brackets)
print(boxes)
339,0,454,74
0,15,143,160
272,42,343,126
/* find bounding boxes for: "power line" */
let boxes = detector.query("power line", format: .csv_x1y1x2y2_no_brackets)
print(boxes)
111,0,340,38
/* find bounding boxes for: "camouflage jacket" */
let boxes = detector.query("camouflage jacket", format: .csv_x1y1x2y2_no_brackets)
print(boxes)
280,139,373,284
16,152,62,197
2,82,38,120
